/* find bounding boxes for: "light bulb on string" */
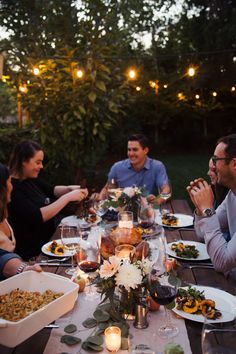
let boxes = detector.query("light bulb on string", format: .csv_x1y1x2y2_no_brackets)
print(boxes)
212,91,217,97
136,86,141,92
187,66,196,77
195,94,200,99
33,67,40,76
127,68,137,80
76,69,84,79
231,86,235,92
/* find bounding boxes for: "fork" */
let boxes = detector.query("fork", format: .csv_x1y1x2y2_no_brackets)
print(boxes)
40,257,70,263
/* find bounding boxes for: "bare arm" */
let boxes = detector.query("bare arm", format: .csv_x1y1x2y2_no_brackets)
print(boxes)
54,185,81,198
40,188,88,222
147,183,171,205
90,183,109,202
3,258,42,278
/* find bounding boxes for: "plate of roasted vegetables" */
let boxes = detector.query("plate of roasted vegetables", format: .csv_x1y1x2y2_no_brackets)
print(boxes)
61,214,101,228
173,286,236,323
156,213,193,228
166,240,210,260
41,240,70,257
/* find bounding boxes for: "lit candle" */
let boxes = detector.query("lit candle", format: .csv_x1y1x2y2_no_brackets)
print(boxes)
104,326,121,352
118,211,133,229
115,244,136,261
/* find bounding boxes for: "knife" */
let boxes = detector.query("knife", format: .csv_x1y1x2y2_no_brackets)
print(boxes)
38,262,71,267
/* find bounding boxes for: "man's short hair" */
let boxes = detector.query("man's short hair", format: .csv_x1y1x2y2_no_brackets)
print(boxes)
128,134,149,149
217,134,236,159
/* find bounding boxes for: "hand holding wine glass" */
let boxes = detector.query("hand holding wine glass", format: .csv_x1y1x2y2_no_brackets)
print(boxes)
159,181,172,211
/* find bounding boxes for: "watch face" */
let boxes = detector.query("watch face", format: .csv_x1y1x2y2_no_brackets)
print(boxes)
203,208,215,217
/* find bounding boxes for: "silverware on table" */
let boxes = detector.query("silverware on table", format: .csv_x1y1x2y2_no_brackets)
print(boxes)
38,262,71,267
181,264,214,269
44,324,59,328
40,256,70,263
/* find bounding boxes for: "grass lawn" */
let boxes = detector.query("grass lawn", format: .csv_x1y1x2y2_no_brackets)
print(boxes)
161,153,210,202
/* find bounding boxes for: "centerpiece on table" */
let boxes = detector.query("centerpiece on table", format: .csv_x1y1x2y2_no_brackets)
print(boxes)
94,255,151,319
102,186,144,221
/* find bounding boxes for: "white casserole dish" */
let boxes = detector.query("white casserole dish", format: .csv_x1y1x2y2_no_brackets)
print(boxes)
0,271,78,347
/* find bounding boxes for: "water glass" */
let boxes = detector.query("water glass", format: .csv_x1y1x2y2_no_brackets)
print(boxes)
202,314,236,354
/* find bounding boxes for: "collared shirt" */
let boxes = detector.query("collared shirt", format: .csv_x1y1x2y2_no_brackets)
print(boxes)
108,157,169,195
194,190,236,273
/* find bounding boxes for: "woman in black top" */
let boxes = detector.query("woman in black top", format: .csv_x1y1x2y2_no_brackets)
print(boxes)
8,140,88,260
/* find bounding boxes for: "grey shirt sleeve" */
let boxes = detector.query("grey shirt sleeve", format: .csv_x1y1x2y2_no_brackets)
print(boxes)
195,214,236,273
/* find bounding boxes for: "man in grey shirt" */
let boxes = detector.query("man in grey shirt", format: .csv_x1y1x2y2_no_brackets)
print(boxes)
187,134,236,274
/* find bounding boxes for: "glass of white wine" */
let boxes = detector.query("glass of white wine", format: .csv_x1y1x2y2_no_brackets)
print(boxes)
60,225,80,275
159,181,172,214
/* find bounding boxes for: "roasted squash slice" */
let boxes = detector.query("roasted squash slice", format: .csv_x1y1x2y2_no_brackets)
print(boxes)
183,300,199,314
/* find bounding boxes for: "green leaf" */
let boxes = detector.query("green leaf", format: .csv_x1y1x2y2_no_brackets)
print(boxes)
78,105,86,115
99,64,111,74
64,324,77,333
166,300,176,310
82,318,97,328
83,341,103,352
60,335,81,346
87,335,103,346
96,81,106,92
98,322,110,330
93,309,110,322
88,91,97,103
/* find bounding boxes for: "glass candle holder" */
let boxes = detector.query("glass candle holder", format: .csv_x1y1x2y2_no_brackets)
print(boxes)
118,211,133,229
104,326,121,352
115,244,136,261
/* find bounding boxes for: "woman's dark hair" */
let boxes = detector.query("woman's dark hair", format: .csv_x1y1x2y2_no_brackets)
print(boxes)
128,134,149,149
0,163,10,222
9,140,42,178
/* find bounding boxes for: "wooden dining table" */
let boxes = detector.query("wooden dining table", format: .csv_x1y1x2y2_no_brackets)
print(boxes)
1,199,236,354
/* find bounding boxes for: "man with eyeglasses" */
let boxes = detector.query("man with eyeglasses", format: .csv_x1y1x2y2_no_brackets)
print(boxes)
187,134,236,274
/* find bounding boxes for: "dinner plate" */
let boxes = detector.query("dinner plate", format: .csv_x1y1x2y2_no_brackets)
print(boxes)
166,240,210,260
173,286,236,323
155,213,194,228
61,215,101,228
41,238,78,257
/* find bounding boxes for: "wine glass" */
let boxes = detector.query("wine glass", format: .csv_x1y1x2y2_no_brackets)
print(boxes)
148,271,179,339
159,181,172,213
138,198,155,229
202,313,236,354
60,225,80,276
76,237,101,299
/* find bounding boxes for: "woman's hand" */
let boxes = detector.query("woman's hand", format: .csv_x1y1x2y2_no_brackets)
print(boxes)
66,188,88,202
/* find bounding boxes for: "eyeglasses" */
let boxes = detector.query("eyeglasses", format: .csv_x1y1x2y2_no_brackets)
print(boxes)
211,156,232,166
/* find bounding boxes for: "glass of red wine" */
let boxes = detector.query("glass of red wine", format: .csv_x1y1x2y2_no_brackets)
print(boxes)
149,270,179,339
76,239,101,299
138,198,155,229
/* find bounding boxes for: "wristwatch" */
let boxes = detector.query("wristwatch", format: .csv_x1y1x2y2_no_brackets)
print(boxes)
16,262,28,274
202,208,216,217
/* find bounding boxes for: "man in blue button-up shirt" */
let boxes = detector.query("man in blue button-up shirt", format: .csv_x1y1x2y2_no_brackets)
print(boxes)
94,134,171,204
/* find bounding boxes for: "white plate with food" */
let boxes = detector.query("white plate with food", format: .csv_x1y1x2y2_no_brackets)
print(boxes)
41,239,73,257
156,213,193,228
61,214,101,228
166,240,210,260
173,285,236,323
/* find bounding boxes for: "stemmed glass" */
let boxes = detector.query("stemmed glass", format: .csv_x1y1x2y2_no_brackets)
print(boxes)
76,237,101,299
148,270,179,339
60,225,80,276
159,181,172,213
138,198,155,229
201,313,236,354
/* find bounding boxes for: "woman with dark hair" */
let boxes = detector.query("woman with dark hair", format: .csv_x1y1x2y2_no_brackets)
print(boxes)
8,140,88,260
0,163,15,251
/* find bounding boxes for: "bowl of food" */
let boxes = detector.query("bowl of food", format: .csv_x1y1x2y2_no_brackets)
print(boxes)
0,271,78,347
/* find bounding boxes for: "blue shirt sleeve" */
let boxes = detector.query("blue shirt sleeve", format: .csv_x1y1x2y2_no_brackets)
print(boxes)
0,249,21,278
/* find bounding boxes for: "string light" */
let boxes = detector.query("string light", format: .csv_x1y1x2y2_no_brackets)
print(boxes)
212,91,217,97
19,84,28,93
136,86,141,92
195,94,200,99
231,86,235,92
33,67,40,75
163,84,168,88
127,68,137,80
187,67,196,77
177,92,185,100
76,69,84,78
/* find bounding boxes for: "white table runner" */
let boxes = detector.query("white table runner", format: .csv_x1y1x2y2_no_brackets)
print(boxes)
44,289,192,354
